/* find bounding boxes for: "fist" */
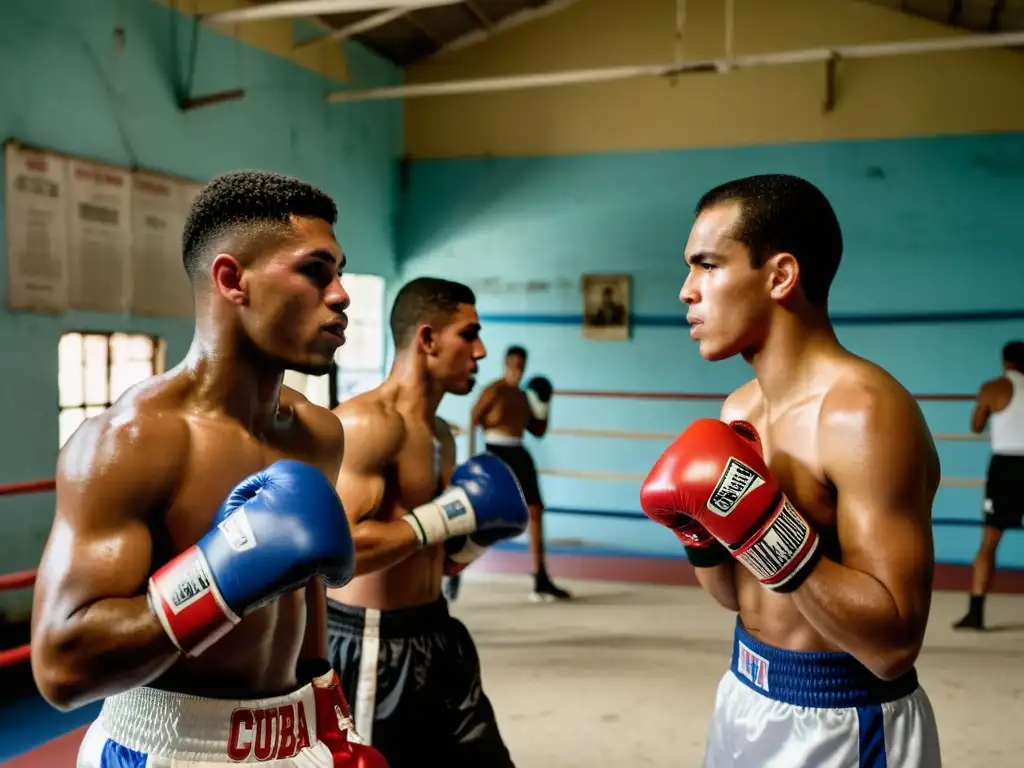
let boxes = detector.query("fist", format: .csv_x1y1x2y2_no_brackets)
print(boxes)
526,376,553,421
640,419,820,591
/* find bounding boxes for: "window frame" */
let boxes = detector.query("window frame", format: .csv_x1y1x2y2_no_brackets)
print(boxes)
57,330,165,445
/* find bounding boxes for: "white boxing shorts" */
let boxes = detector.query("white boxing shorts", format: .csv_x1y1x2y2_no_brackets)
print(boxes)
77,684,335,766
703,621,942,768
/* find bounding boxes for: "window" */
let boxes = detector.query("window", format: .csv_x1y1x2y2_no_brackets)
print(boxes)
334,274,386,404
58,332,163,447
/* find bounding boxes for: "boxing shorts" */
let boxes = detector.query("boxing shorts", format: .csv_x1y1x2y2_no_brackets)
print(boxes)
484,433,542,506
702,621,941,768
983,454,1024,531
326,596,514,768
76,678,344,767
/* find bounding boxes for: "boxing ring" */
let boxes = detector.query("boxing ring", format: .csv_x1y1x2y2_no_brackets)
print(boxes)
0,389,1020,766
447,387,1024,592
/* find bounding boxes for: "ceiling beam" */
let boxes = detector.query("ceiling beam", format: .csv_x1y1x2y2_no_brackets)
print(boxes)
294,8,409,49
463,0,493,29
327,29,1024,103
204,0,459,26
428,0,581,59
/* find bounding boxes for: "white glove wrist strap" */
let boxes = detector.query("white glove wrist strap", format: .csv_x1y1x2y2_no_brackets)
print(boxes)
403,487,475,546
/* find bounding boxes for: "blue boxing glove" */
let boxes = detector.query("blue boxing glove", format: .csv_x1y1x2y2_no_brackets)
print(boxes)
148,460,355,657
402,454,530,553
526,376,553,421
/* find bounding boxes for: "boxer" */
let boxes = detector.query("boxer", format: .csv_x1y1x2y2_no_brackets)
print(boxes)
325,277,527,767
465,345,570,601
30,170,387,766
954,340,1024,629
640,174,942,766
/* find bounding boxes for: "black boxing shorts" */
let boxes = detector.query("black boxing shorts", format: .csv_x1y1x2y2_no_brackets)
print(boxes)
484,436,543,506
983,454,1024,531
326,597,515,768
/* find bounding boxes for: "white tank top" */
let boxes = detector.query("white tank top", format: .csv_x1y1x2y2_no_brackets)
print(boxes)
990,370,1024,455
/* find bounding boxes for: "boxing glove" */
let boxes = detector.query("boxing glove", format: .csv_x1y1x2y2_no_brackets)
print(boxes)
640,419,820,591
148,460,356,656
308,663,390,767
402,454,530,550
525,376,553,421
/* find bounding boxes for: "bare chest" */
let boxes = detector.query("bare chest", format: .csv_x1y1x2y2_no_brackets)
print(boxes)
742,412,837,536
387,426,455,519
486,389,530,430
159,419,330,560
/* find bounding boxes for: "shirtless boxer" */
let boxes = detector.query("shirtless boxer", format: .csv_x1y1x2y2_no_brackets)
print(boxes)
954,340,1024,630
325,277,528,767
640,174,942,766
30,170,387,767
466,345,571,601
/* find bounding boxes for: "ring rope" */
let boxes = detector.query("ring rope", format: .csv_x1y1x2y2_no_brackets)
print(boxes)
448,423,986,443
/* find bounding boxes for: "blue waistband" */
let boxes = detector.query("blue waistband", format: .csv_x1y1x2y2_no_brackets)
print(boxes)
730,620,919,708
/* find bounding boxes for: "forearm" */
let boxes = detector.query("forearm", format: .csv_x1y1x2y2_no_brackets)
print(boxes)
34,595,179,710
694,562,740,611
790,558,921,680
351,520,422,575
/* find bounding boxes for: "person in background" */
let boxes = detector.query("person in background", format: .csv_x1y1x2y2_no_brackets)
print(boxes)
458,345,571,602
954,340,1024,630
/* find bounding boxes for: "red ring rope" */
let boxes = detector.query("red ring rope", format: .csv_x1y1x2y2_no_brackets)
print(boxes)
0,477,54,670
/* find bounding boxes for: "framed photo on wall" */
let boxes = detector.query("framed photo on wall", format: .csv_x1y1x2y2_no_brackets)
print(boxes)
581,273,630,341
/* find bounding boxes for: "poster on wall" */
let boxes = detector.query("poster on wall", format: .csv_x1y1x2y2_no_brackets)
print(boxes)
581,273,630,341
129,172,193,318
66,159,133,313
3,142,70,312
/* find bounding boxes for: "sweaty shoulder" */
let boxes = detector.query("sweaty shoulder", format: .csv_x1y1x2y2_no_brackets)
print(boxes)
818,361,939,488
283,386,344,472
57,382,191,519
721,379,762,423
332,390,404,472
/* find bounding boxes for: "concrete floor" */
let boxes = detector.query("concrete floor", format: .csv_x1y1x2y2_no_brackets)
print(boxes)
451,573,1024,767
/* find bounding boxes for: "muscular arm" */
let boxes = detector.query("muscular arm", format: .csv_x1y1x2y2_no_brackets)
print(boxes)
30,415,186,710
525,403,548,438
333,404,419,576
469,382,500,428
789,384,938,681
970,378,1007,434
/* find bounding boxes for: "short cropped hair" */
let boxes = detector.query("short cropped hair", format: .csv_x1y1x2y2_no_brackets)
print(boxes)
389,277,476,349
506,345,527,361
182,170,337,282
1003,341,1024,370
696,174,843,305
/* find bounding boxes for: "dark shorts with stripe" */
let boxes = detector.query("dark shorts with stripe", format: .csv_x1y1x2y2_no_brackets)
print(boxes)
326,596,514,768
485,442,543,506
984,454,1024,531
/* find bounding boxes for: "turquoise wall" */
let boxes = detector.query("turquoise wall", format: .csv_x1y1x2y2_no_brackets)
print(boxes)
0,0,403,616
399,132,1024,569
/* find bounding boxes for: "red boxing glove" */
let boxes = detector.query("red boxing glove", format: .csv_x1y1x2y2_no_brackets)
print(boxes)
310,666,390,767
640,419,820,591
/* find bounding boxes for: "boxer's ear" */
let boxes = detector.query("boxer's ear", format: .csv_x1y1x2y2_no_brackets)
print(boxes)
210,253,247,305
767,252,799,303
416,323,439,355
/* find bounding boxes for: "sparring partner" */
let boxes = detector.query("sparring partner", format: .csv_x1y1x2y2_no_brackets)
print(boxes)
456,344,570,602
640,174,942,767
954,340,1024,629
325,277,528,767
30,170,387,767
